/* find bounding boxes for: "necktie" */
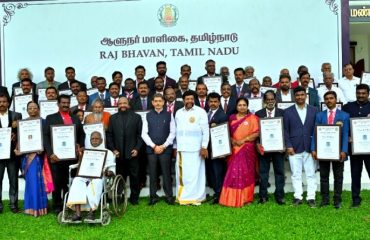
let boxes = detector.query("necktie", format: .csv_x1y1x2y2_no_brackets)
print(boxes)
328,110,334,124
142,98,147,110
100,93,104,100
113,98,117,106
268,111,272,118
223,99,228,113
200,99,205,108
236,86,241,97
125,91,132,100
208,110,213,122
167,103,173,113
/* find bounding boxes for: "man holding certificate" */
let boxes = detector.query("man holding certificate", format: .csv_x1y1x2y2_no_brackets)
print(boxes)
43,94,85,214
0,93,22,213
311,91,350,209
342,84,370,208
255,90,285,205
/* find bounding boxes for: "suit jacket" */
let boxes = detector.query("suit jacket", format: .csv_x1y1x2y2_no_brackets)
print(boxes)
106,110,143,159
308,87,320,109
194,97,209,111
70,104,90,113
310,109,350,155
58,80,87,91
208,108,228,125
88,90,110,104
130,95,154,111
147,76,176,92
220,96,237,117
276,89,294,103
244,92,264,99
197,74,221,84
231,83,249,98
166,100,184,117
43,111,85,157
0,110,22,159
121,90,139,100
104,97,119,108
11,82,37,96
284,104,318,153
255,107,284,118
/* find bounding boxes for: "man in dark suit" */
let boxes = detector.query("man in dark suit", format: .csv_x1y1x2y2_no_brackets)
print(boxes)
255,90,285,205
11,68,37,97
107,96,143,205
70,89,89,113
276,74,294,103
88,77,110,104
299,71,319,109
284,86,318,207
58,66,87,91
175,76,192,99
220,82,236,117
104,82,121,108
194,83,208,111
121,78,138,102
342,84,370,208
43,94,85,213
197,59,221,84
231,68,249,98
206,92,228,204
0,93,22,213
243,78,264,99
164,87,184,116
147,61,176,91
133,65,146,90
311,91,350,209
10,78,38,106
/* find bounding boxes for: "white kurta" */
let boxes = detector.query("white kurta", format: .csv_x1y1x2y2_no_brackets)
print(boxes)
175,106,209,205
67,147,115,211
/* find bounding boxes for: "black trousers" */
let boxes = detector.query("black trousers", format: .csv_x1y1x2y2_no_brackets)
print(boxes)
258,152,285,200
205,158,226,198
147,153,173,198
116,157,140,201
0,159,18,208
319,161,344,203
51,161,75,210
138,146,148,186
350,155,370,204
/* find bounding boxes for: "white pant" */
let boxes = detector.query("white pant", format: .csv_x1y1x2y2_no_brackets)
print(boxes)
289,151,317,200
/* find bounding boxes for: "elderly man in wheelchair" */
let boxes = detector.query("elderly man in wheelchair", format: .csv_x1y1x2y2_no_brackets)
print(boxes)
66,131,115,222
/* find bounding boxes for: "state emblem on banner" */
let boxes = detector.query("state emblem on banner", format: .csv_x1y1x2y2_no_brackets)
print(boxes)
158,4,179,27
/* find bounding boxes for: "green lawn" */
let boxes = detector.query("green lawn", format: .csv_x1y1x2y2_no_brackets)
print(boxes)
1,191,370,240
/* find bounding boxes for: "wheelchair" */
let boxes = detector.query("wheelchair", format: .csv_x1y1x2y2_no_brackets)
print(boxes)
57,163,128,226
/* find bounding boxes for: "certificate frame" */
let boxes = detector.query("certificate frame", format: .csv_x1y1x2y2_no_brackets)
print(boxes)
17,118,44,154
13,94,33,117
83,122,106,148
318,83,338,88
77,149,107,179
210,123,232,159
259,117,285,153
260,86,277,94
360,72,370,86
51,124,77,160
104,107,118,115
315,125,341,161
0,127,12,160
188,80,197,91
320,102,343,111
39,100,58,119
135,110,150,121
350,117,370,155
277,101,295,110
247,97,263,114
202,76,222,94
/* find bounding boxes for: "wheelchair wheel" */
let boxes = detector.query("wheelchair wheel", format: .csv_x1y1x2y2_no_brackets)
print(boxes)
57,211,64,224
101,211,111,226
111,174,128,216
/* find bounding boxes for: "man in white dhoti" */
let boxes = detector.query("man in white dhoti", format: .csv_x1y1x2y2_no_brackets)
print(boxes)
175,91,209,205
67,131,115,222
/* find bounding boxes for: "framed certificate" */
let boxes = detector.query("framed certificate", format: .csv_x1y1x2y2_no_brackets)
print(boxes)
247,97,263,114
135,110,149,121
203,76,222,94
318,83,338,88
320,102,343,111
188,80,197,91
309,78,315,89
259,117,285,152
59,89,72,96
51,124,76,160
13,87,23,96
360,72,370,86
39,100,58,119
37,88,47,102
315,125,341,161
350,118,370,155
83,123,105,148
305,93,310,105
260,86,277,94
17,118,43,154
77,149,107,178
0,127,12,160
210,123,231,159
277,102,295,110
70,96,78,107
13,94,33,118
104,107,118,115
87,88,99,96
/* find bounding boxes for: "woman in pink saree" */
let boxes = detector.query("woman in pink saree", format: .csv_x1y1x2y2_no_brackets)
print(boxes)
219,97,259,207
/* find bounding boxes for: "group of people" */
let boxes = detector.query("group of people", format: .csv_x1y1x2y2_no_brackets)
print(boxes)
0,59,369,221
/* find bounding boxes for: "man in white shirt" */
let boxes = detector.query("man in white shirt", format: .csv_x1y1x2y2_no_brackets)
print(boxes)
317,72,347,104
338,63,361,102
175,91,209,205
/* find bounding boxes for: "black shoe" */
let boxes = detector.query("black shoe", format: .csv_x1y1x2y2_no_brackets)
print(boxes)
211,197,219,205
334,202,341,209
71,214,82,222
276,199,285,205
0,208,3,214
351,202,361,208
53,207,62,215
148,197,159,206
292,198,303,206
165,197,175,205
129,199,139,205
10,207,20,213
320,201,330,207
258,197,268,204
307,199,316,208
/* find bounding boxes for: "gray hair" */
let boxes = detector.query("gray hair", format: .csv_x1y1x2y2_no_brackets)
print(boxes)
17,68,33,81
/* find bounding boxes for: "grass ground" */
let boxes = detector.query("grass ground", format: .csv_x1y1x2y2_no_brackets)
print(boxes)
1,191,370,240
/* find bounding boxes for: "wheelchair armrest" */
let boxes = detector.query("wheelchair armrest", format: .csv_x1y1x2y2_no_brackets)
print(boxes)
69,163,79,170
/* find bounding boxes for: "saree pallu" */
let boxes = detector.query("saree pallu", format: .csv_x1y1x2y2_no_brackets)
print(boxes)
219,113,259,208
22,154,48,217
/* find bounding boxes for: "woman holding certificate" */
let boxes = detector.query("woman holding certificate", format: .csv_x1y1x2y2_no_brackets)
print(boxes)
219,97,259,207
15,101,48,217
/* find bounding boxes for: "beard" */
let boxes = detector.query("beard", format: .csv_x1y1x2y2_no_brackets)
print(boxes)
93,112,102,122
